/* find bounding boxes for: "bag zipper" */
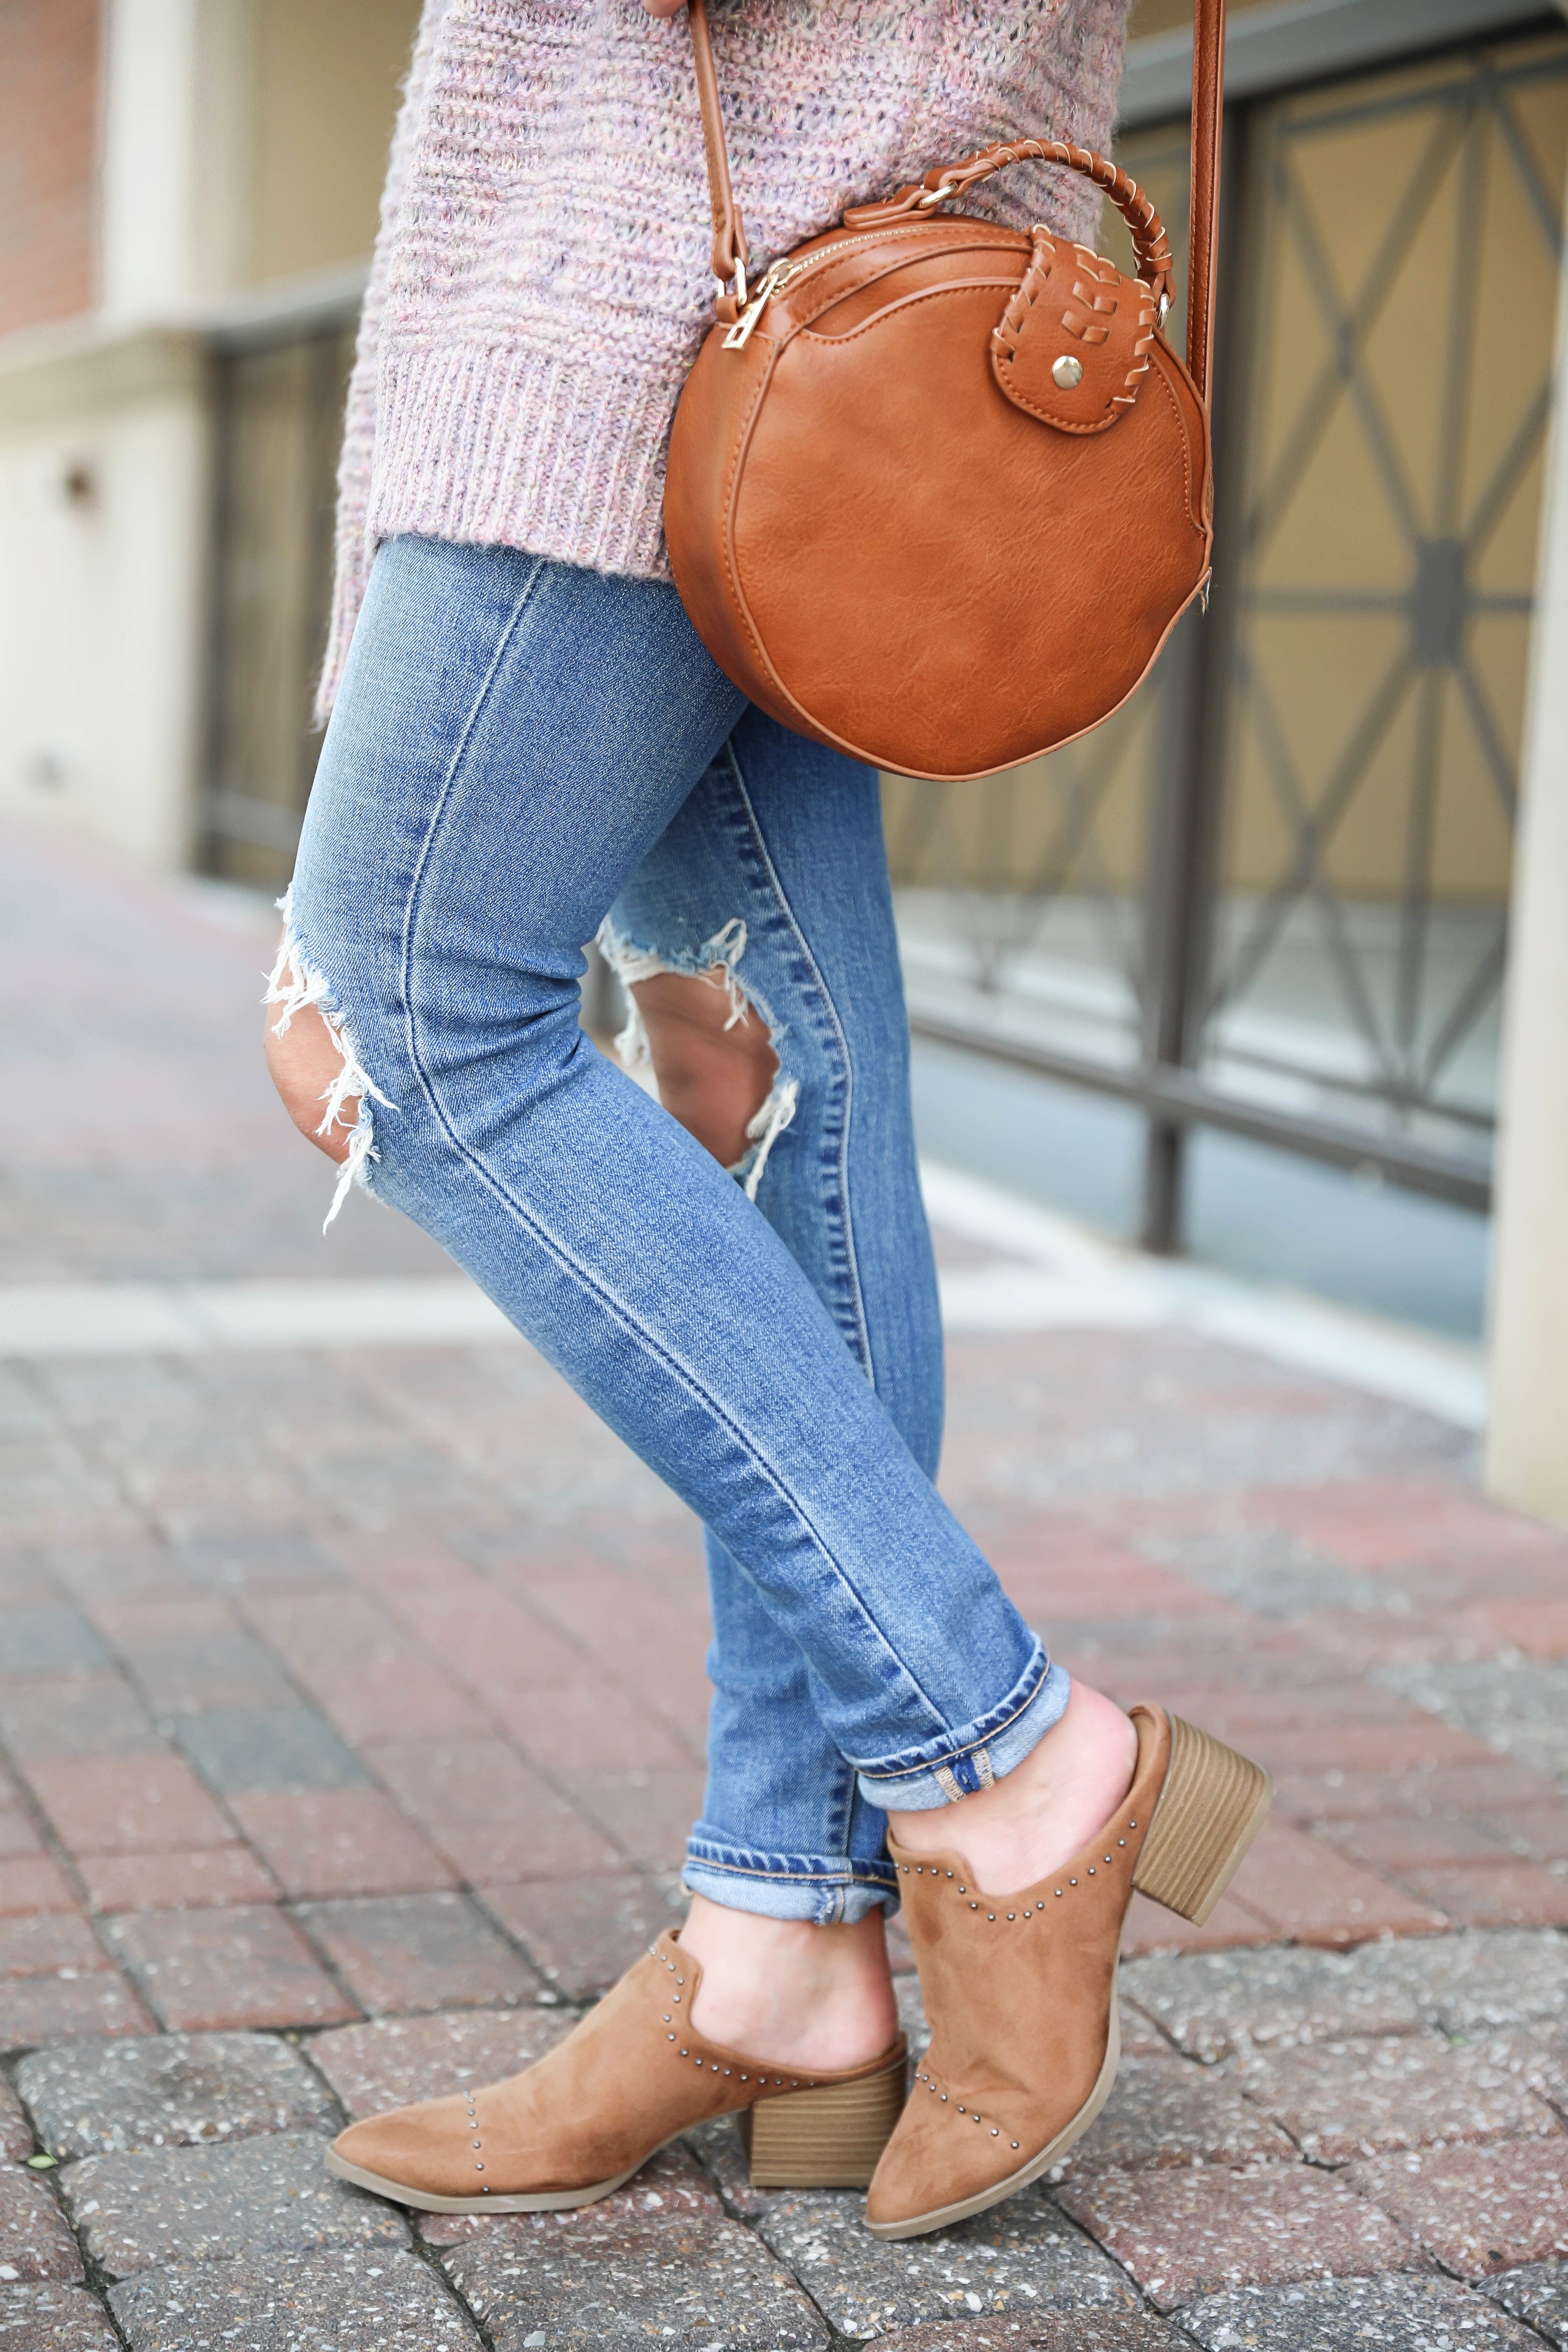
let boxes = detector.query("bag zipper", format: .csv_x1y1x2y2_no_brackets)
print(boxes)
722,223,983,350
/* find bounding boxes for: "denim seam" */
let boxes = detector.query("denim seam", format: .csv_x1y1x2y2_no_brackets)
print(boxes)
721,741,876,1389
392,594,953,1742
685,1854,899,1886
855,1643,1053,1782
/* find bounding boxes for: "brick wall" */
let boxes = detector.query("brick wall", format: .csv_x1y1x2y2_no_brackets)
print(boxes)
0,0,99,338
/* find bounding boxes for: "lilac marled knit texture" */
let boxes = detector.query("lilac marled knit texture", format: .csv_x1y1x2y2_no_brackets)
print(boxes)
320,0,1135,715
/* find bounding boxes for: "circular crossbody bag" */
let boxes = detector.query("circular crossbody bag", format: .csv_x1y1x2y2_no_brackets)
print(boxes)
664,0,1225,783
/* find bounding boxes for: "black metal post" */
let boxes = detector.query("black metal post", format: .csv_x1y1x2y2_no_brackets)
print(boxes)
1138,104,1250,1254
1139,605,1214,1250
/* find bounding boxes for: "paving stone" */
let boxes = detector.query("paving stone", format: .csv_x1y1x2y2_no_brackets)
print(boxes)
1483,1804,1568,1866
230,1791,458,1899
1375,1659,1568,1784
0,2174,80,2286
113,1630,299,1716
1053,2055,1294,2179
108,2246,482,2351
0,2284,122,2348
479,1872,685,1998
751,2185,1140,2336
0,1977,153,2050
16,2029,337,2157
853,2321,1186,2352
172,1707,368,1795
1348,2139,1568,2278
1220,1825,1448,1945
1054,2163,1422,2309
0,1919,108,1982
22,1757,232,1857
293,1893,541,2015
1183,2271,1541,2348
680,2111,769,2217
0,1618,106,1681
1359,1927,1568,2033
178,1536,345,1593
1486,2258,1568,2347
555,1767,706,1874
76,1845,276,1912
0,1874,77,1926
0,1679,160,1761
106,1905,358,2031
1128,1529,1389,1620
365,1740,622,1884
1231,2029,1560,2162
43,1550,195,1609
438,2198,827,2349
0,2090,30,2166
58,2130,406,2278
311,2005,574,2118
1478,2021,1568,2117
1399,1862,1568,1931
1327,1814,1526,1872
1118,1945,1426,2062
1277,1760,1563,1828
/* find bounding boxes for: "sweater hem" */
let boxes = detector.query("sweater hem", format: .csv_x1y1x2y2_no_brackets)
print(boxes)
319,341,684,716
369,341,678,576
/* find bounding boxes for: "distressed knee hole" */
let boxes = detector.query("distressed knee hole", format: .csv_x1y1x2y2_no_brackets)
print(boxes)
598,918,799,1198
262,893,394,1231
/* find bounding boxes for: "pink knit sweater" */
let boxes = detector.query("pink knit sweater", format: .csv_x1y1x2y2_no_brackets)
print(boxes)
321,0,1135,714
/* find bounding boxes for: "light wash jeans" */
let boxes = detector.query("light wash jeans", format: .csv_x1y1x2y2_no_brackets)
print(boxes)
276,537,1069,1924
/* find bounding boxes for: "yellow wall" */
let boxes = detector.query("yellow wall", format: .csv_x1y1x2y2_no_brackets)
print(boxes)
250,0,422,284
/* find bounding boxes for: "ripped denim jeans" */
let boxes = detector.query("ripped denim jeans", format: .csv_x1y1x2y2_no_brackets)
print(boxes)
274,536,1068,1924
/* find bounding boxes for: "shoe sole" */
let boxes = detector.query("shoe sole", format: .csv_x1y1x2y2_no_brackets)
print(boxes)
867,1712,1273,2241
324,2143,649,2213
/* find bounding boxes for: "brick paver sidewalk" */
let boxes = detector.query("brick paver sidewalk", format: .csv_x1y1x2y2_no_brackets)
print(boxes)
1,818,1566,2348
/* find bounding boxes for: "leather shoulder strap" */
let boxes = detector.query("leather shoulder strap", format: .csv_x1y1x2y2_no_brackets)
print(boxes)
685,0,1226,402
688,0,748,292
1186,0,1226,406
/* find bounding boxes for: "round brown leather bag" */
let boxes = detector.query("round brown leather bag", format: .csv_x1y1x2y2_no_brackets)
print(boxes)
664,0,1226,783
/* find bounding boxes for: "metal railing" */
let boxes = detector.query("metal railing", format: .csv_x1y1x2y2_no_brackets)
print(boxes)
888,20,1567,1245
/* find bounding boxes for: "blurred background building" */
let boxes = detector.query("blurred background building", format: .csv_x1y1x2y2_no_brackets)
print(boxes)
1,0,1566,1520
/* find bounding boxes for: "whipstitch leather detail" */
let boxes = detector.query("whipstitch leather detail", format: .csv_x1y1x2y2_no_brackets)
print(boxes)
991,233,1158,433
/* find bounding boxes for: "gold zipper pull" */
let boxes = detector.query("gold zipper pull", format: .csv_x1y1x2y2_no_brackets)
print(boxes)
723,260,791,350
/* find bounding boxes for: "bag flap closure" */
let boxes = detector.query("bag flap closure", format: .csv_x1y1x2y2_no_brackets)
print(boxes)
991,233,1158,435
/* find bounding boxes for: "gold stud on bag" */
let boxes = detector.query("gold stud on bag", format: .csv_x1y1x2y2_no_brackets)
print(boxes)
664,0,1226,784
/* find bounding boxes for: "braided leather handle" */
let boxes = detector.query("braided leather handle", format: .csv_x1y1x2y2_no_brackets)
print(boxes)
843,141,1176,314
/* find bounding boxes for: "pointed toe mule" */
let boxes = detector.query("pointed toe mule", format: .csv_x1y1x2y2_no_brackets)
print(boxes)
325,1930,907,2213
865,1702,1271,2241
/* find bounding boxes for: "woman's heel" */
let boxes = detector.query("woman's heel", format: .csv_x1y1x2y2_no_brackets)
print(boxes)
1132,1712,1273,1925
741,2053,908,2189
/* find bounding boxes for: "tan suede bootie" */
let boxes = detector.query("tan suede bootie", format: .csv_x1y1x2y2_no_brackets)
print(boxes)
326,1929,907,2213
864,1702,1271,2240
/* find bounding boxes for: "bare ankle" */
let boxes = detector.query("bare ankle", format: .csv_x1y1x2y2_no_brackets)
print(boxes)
888,1683,1137,1896
680,1897,899,2072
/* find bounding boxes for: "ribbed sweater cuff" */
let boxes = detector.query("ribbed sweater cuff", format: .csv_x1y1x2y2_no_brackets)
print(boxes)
368,340,680,584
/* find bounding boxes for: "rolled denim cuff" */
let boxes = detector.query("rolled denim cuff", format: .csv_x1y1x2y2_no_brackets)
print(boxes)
683,1833,898,1926
852,1646,1071,1813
